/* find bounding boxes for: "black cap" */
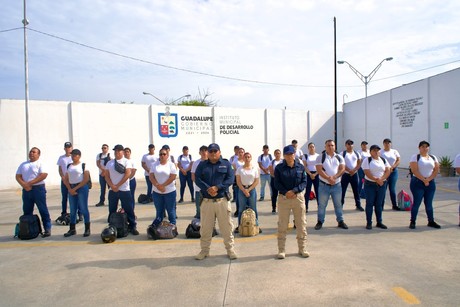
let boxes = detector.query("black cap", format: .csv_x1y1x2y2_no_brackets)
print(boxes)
148,144,155,149
64,142,72,148
71,149,81,156
383,138,391,143
418,140,430,147
113,144,124,151
183,146,189,150
370,145,381,151
345,139,354,145
361,141,368,145
162,145,170,150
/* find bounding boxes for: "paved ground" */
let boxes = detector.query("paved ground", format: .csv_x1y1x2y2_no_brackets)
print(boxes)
0,173,459,306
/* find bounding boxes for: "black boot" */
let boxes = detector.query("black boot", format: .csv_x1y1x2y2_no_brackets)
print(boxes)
83,222,91,237
64,223,76,237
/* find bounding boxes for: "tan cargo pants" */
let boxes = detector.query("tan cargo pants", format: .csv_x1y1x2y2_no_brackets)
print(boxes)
200,198,235,252
277,194,308,252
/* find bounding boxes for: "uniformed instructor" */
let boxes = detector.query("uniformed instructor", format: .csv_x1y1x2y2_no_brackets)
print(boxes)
274,145,309,259
194,143,237,260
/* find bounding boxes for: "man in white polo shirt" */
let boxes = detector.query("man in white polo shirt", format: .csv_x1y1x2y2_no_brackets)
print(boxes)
105,144,138,235
315,140,348,230
340,139,364,211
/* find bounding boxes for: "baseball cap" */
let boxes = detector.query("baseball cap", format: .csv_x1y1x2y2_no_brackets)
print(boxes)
370,145,381,151
383,138,391,143
71,149,81,156
283,145,295,155
345,139,354,145
113,144,124,151
418,140,430,147
208,143,220,151
148,144,155,149
361,141,368,145
64,142,72,148
162,145,170,150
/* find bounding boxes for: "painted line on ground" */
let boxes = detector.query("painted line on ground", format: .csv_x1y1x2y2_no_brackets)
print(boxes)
0,232,279,248
392,287,421,304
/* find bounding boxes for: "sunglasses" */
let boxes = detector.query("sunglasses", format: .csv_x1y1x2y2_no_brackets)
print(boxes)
159,153,167,156
208,149,218,153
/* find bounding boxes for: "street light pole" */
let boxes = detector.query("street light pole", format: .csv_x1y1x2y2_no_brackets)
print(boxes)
337,57,393,140
142,92,191,105
23,0,30,159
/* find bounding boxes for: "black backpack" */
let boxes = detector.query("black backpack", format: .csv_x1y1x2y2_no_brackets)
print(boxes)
137,193,150,204
367,156,387,165
17,214,42,240
108,209,129,238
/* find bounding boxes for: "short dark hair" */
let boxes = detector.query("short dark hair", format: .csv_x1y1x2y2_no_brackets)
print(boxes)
199,145,208,152
263,145,269,149
291,139,298,144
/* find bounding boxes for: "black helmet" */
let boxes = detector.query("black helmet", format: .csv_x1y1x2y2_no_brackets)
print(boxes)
101,225,117,243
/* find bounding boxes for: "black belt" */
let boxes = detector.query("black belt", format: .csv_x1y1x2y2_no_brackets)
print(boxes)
309,171,317,174
242,185,252,189
32,184,45,188
70,183,81,188
320,181,337,186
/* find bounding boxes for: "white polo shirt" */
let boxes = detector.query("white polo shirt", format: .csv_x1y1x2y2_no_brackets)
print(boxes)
316,153,345,184
57,154,72,176
106,158,133,191
342,150,361,174
141,153,158,176
410,154,438,178
380,149,400,167
16,159,47,185
362,157,390,181
150,160,177,194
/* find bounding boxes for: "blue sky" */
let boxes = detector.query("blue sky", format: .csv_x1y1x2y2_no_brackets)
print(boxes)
1,0,459,111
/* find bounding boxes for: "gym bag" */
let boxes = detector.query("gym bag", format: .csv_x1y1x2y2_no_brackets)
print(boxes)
108,209,129,238
17,214,42,240
147,221,178,240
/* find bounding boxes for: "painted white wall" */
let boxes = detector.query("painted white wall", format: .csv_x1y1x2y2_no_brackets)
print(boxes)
343,67,460,167
1,99,339,189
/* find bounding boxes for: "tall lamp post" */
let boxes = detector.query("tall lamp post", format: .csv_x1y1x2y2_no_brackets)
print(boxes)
337,57,393,140
142,92,190,105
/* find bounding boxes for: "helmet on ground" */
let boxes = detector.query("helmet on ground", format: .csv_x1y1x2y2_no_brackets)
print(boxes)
101,225,117,243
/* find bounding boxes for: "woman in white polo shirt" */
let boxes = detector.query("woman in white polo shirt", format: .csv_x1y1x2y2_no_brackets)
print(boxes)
63,149,91,237
235,152,260,232
409,140,440,229
362,145,391,230
149,148,178,227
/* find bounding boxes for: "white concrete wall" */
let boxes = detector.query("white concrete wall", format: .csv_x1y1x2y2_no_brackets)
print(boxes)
343,67,460,167
1,99,339,189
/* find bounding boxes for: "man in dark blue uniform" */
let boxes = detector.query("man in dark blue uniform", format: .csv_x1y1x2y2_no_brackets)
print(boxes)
274,145,309,259
194,143,237,260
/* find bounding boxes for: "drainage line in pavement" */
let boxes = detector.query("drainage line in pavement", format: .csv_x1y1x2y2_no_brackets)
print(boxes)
222,260,232,306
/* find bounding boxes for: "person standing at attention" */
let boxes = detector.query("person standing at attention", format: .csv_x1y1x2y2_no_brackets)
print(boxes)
314,140,348,230
274,145,309,259
191,145,208,219
269,149,283,214
63,149,91,237
361,144,391,230
340,139,364,211
194,143,237,260
16,147,52,237
178,146,194,203
357,141,370,199
302,142,320,213
141,144,157,203
236,152,260,232
105,144,138,235
409,141,441,229
95,144,110,207
380,138,401,211
124,147,137,209
257,145,272,202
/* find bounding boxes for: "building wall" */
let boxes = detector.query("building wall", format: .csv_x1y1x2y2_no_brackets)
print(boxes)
0,99,337,189
343,67,460,167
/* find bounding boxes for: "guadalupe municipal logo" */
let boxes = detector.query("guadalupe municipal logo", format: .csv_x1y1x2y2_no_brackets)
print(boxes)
158,110,178,138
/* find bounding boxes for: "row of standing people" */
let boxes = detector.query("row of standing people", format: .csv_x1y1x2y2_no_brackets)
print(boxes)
16,138,457,240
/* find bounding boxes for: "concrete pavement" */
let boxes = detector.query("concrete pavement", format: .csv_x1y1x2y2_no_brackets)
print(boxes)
0,174,459,306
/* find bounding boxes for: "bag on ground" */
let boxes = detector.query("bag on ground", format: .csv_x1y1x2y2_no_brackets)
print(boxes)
17,214,42,240
147,221,178,240
397,189,413,211
239,208,259,237
185,218,219,239
137,194,150,204
55,213,70,225
108,209,129,238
